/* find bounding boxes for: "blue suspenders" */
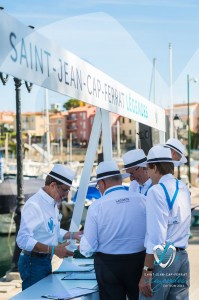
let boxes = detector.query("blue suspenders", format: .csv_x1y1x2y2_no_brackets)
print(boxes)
144,183,152,196
139,183,152,196
159,179,179,210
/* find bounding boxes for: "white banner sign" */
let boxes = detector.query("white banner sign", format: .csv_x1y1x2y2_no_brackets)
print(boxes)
0,11,165,131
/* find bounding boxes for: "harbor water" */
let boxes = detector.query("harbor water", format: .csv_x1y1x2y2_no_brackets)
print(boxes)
0,235,15,278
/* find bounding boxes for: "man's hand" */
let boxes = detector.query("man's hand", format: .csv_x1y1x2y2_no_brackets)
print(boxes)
139,271,153,298
54,241,74,258
73,230,83,241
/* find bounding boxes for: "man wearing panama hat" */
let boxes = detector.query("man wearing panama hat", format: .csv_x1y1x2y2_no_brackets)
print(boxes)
122,149,152,196
139,146,191,300
164,138,187,165
80,160,147,300
17,164,82,290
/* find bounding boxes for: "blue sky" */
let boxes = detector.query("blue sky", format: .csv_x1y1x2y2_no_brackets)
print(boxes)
0,0,199,112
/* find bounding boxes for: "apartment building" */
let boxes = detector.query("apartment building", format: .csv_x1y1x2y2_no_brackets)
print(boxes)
119,116,136,144
20,112,48,138
66,105,120,145
0,111,15,131
174,102,199,132
165,102,199,136
49,111,68,141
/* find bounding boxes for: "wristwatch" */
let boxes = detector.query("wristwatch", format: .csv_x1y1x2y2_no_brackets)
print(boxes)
143,266,154,271
69,232,74,239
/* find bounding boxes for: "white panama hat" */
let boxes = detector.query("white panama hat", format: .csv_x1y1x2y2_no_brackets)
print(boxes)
90,160,130,184
48,164,76,187
147,145,178,165
122,149,147,170
164,138,187,164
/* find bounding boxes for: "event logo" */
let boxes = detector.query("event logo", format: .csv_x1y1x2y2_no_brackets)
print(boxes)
153,243,176,268
48,217,55,233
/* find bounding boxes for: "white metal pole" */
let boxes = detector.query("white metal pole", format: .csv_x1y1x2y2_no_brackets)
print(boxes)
101,109,112,160
153,58,156,104
169,43,174,138
69,132,72,162
59,128,63,162
136,122,139,149
5,132,8,166
67,138,70,162
117,120,121,157
159,130,165,145
69,108,102,231
45,89,51,162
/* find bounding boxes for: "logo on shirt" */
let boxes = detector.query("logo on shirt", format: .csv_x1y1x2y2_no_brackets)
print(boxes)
48,217,55,233
153,242,176,268
115,198,130,204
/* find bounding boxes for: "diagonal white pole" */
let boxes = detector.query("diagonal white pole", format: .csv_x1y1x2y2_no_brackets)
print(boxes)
101,110,113,161
69,108,102,232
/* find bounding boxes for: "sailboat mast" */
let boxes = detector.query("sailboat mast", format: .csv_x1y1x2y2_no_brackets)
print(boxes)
45,89,51,162
169,43,174,138
153,58,156,104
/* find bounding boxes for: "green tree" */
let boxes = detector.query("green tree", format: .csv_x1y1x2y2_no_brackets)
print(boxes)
63,98,85,110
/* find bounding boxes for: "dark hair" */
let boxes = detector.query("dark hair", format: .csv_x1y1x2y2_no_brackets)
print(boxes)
104,174,122,184
148,162,174,175
45,175,63,186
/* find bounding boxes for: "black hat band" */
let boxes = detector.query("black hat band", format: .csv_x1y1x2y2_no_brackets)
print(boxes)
97,170,120,179
124,157,147,169
49,171,72,185
147,157,172,163
165,144,182,155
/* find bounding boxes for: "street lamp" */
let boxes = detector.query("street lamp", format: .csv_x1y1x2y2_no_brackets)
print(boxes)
173,114,181,138
187,75,197,186
173,114,182,179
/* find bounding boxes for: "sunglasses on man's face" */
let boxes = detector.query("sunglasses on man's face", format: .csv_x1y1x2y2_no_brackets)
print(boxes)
57,184,71,194
129,167,140,175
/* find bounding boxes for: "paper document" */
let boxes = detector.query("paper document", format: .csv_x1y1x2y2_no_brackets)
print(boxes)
62,270,96,280
41,286,98,300
54,260,94,273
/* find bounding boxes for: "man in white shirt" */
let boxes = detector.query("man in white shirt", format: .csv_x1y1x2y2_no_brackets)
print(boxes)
17,164,82,290
164,138,187,165
164,138,188,180
139,146,191,300
122,149,152,196
80,160,146,300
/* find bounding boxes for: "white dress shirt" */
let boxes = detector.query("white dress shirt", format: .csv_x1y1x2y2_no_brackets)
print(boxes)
17,188,67,251
129,178,152,196
144,174,191,254
129,180,139,193
80,185,146,257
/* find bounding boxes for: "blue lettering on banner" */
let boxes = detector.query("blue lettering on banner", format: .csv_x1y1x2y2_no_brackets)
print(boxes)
8,31,149,121
9,31,51,77
126,94,148,119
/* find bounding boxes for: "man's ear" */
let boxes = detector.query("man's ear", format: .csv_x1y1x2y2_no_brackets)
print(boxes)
50,181,57,188
154,165,158,174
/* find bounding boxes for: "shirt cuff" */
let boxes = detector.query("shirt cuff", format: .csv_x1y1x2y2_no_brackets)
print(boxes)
79,236,95,257
59,228,67,242
25,238,38,252
144,240,156,255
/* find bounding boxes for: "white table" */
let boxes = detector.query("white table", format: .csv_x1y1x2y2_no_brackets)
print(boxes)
10,259,99,300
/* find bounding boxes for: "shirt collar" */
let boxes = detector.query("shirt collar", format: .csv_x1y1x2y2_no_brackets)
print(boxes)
143,178,151,187
103,185,123,195
38,188,56,206
159,173,175,184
